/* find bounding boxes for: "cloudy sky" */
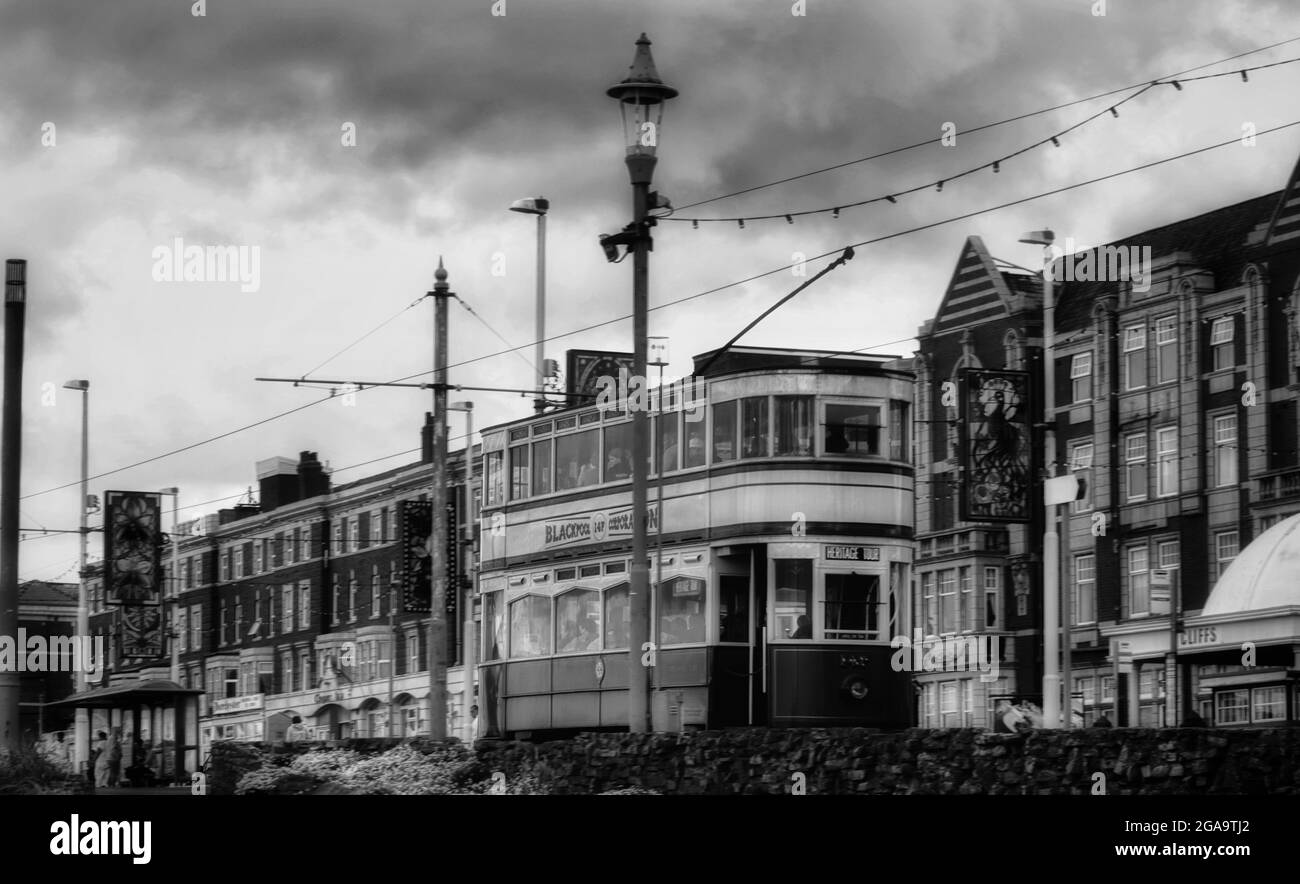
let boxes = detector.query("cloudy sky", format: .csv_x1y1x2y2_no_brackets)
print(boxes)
4,0,1300,581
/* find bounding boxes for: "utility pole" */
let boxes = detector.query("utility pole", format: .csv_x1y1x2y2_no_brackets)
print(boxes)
427,260,451,739
0,259,28,754
63,379,90,772
449,402,476,742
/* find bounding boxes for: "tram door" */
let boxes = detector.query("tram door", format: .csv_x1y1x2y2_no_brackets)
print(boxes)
751,551,768,726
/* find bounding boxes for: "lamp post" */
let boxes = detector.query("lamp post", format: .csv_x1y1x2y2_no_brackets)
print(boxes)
1020,229,1061,729
509,198,549,414
607,33,677,734
649,338,668,639
63,379,90,773
448,401,475,742
1,260,28,754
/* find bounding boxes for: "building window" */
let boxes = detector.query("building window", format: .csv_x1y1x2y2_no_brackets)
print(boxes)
372,511,383,545
333,523,344,555
281,585,294,634
1100,675,1114,703
223,667,239,699
189,605,202,653
348,516,360,552
220,551,230,582
1155,316,1178,383
371,566,382,619
938,569,957,634
775,559,813,639
1124,433,1148,502
940,681,960,727
1156,426,1178,497
1157,539,1180,575
233,548,244,579
1213,414,1237,487
774,396,815,455
253,542,263,574
287,528,298,564
921,572,937,636
1070,441,1094,513
1128,545,1150,617
234,597,243,642
1213,531,1239,585
1123,324,1147,390
958,567,973,632
1252,686,1286,722
825,403,882,456
1070,352,1092,403
331,576,340,627
1215,689,1249,724
1210,316,1235,372
348,576,358,622
406,630,421,672
983,567,999,631
1074,554,1096,625
176,609,189,653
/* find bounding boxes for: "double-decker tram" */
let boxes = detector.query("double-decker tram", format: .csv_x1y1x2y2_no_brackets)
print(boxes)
476,346,915,737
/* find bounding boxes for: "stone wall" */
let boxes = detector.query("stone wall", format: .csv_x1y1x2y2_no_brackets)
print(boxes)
208,728,1300,795
473,727,1300,795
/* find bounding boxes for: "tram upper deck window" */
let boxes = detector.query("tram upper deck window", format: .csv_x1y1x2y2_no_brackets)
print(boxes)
713,401,737,462
532,439,552,496
658,412,680,473
604,583,630,649
555,429,599,491
658,577,706,645
775,559,812,639
509,443,530,500
508,595,551,658
741,396,769,458
825,403,882,456
774,396,814,455
485,451,504,507
604,421,633,482
824,573,880,640
683,414,707,467
556,588,601,654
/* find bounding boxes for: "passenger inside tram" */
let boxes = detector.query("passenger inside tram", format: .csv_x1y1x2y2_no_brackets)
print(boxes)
684,422,707,467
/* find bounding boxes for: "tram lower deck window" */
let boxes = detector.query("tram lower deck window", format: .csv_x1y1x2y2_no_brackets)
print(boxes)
775,559,812,639
556,588,601,654
509,595,552,658
658,577,706,645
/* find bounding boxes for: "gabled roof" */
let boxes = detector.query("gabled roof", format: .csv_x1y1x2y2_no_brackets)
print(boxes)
18,580,78,608
930,236,1015,336
1264,153,1300,248
1055,191,1280,332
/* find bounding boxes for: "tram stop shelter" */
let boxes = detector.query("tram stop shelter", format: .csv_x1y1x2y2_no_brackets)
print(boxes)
46,679,204,785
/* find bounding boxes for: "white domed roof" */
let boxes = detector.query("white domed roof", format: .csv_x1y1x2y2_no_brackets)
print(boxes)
1202,513,1300,615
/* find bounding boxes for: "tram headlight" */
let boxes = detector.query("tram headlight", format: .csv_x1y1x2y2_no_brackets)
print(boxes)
842,675,869,701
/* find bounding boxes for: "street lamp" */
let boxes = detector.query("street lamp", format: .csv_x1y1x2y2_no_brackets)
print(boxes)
607,33,677,733
1018,228,1061,729
62,379,90,774
649,339,669,651
509,198,549,414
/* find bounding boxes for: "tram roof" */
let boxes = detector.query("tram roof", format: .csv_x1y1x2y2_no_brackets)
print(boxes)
691,346,909,379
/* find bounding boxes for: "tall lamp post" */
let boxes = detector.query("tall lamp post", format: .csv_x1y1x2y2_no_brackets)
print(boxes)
649,338,669,624
509,198,549,414
63,380,90,772
448,401,475,742
605,33,677,733
1020,229,1061,729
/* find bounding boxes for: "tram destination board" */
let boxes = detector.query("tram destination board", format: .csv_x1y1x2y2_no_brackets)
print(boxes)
824,545,880,562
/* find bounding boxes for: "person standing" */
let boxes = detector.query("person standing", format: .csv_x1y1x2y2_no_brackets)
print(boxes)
95,728,122,788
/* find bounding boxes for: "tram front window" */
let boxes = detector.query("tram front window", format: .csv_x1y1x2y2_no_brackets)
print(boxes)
825,404,881,456
556,589,601,653
713,401,737,462
774,559,812,639
508,595,552,658
741,396,769,458
824,573,879,640
658,577,706,645
604,584,630,649
683,417,707,468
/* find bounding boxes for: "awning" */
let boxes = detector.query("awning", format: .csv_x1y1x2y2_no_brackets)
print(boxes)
44,679,204,709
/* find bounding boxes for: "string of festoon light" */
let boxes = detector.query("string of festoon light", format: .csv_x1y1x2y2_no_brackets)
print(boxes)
664,56,1300,227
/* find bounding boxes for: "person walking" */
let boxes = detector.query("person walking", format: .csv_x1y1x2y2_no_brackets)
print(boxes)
95,728,122,788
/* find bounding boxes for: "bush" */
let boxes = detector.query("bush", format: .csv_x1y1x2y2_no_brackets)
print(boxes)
0,747,87,795
235,767,324,796
597,786,663,796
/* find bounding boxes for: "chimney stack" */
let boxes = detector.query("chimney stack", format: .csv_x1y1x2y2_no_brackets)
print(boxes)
257,456,299,513
298,450,331,499
421,412,434,463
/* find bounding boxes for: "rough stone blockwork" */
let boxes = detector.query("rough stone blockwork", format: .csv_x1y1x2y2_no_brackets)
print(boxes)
473,728,1300,795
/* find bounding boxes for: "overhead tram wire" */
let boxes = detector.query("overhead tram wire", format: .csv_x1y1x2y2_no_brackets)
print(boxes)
670,34,1300,213
298,295,426,381
18,119,1300,505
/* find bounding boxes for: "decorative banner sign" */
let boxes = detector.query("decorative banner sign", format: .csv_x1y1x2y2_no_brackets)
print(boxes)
104,490,164,605
960,370,1033,523
211,694,264,715
542,504,659,549
118,605,165,660
401,498,458,614
566,349,635,406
